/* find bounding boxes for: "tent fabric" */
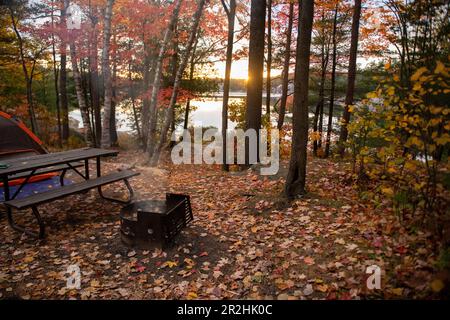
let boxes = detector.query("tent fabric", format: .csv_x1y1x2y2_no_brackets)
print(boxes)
0,111,58,189
0,111,46,157
0,176,73,202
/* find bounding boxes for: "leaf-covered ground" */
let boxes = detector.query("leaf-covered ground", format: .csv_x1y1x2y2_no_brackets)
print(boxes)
0,151,445,299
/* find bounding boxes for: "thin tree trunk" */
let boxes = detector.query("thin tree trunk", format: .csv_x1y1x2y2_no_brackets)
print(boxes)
110,31,118,146
150,0,206,165
245,0,266,165
8,6,38,134
128,44,142,144
338,0,362,156
313,20,330,155
60,0,70,143
141,41,151,149
100,0,115,148
285,0,314,198
51,0,62,147
146,0,183,157
265,0,272,117
277,2,294,131
69,42,94,146
169,21,180,140
325,4,339,158
183,38,197,130
89,5,101,147
221,0,236,172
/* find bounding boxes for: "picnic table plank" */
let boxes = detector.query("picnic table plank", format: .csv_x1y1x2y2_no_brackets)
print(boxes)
0,148,118,176
4,170,140,209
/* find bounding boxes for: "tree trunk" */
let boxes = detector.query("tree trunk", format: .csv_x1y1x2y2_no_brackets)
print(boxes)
325,4,339,158
338,0,362,156
89,5,101,147
169,21,180,141
146,0,183,157
8,6,38,134
140,41,152,149
221,0,236,172
183,37,197,130
51,0,62,147
128,46,142,144
277,2,294,131
60,0,70,143
265,0,272,117
110,31,118,146
245,0,266,164
69,42,94,146
313,19,330,155
285,0,314,198
150,0,206,165
100,0,115,148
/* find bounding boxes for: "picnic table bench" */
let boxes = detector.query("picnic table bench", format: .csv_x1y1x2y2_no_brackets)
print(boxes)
0,147,140,239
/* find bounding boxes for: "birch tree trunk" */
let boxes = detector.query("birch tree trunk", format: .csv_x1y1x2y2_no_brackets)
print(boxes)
285,0,314,198
100,0,115,148
146,0,183,157
150,0,206,166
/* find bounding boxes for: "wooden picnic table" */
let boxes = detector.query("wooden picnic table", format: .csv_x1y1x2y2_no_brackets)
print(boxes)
0,147,139,239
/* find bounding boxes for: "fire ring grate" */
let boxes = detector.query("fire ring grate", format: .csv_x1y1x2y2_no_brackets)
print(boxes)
120,193,193,249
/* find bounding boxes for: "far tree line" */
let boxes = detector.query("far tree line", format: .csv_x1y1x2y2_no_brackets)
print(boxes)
1,0,447,199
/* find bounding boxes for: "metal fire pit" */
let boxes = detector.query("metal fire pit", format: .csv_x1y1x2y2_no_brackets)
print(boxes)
120,193,193,249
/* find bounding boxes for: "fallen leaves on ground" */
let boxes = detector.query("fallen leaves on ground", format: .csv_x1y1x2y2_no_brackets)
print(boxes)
0,151,445,299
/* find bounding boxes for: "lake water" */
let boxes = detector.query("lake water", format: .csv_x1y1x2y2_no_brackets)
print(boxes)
69,94,339,134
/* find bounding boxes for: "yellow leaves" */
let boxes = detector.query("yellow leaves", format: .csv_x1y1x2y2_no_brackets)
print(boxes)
410,67,428,81
183,258,195,269
90,280,100,287
387,167,396,174
407,136,422,148
161,261,178,268
434,61,449,77
435,134,450,146
366,91,378,99
23,256,34,263
348,105,355,112
430,106,443,115
381,187,394,196
386,86,395,96
412,82,422,91
430,279,445,293
404,161,417,171
187,292,198,299
310,131,321,141
390,288,403,296
384,61,391,70
445,122,450,131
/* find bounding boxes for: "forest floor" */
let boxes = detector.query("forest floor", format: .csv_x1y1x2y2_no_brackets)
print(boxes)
0,150,446,299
